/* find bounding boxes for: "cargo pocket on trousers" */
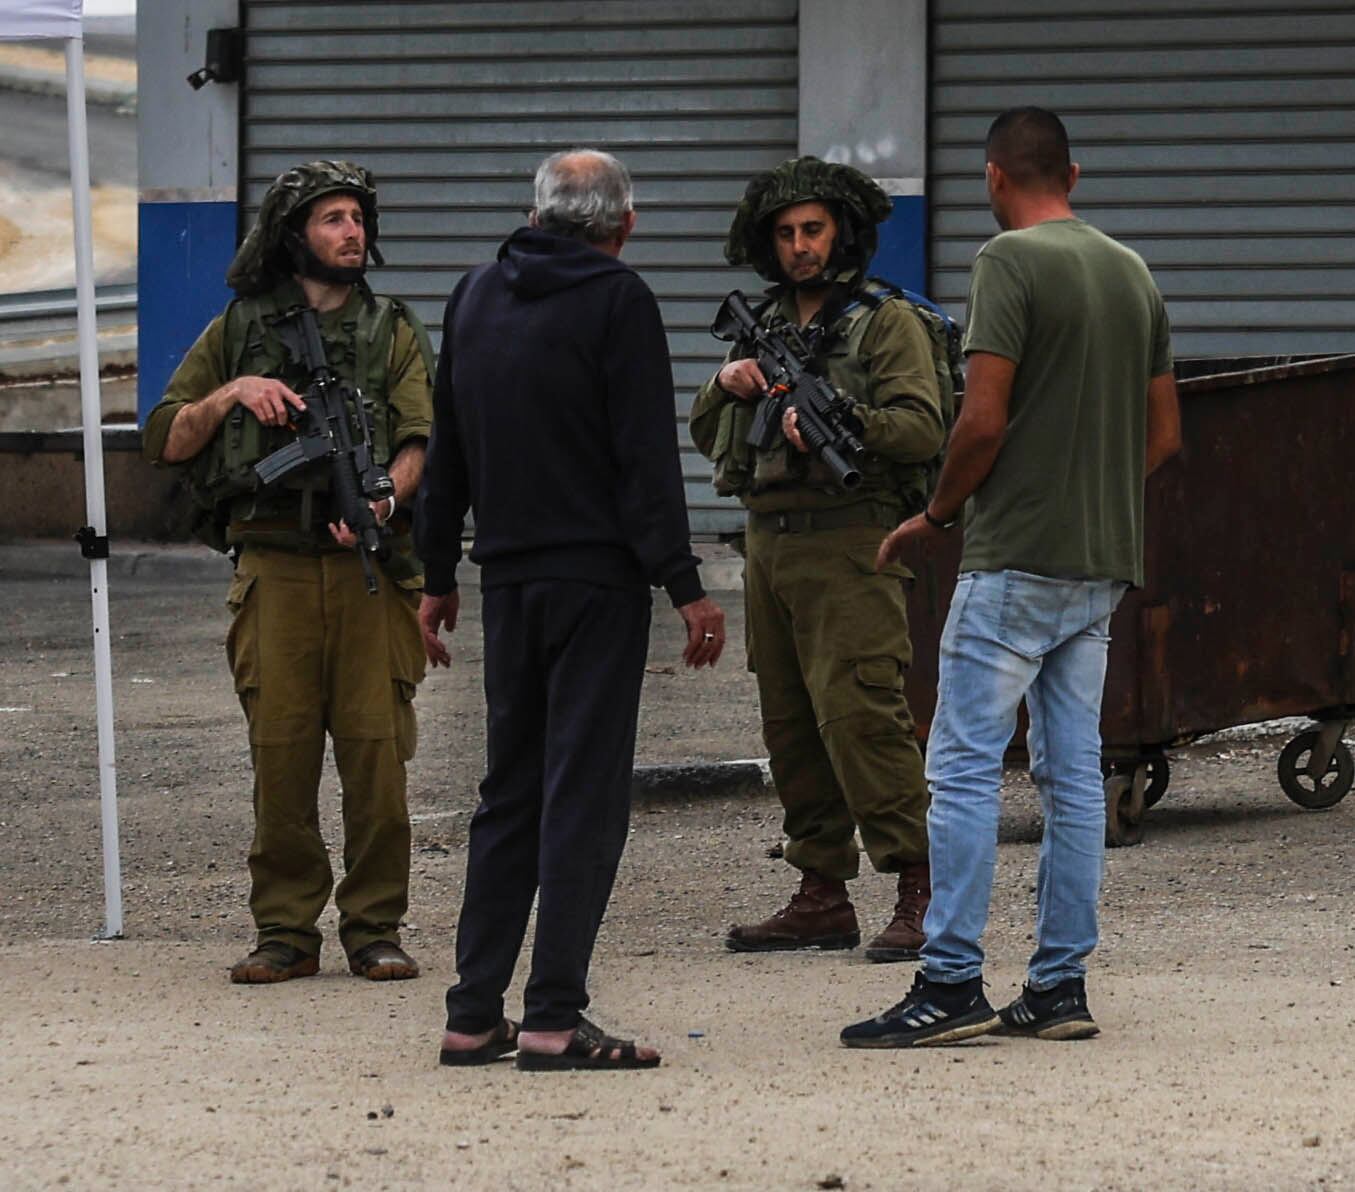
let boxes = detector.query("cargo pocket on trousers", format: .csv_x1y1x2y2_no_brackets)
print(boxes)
393,679,418,761
855,655,904,695
845,655,908,734
389,587,426,762
224,570,260,720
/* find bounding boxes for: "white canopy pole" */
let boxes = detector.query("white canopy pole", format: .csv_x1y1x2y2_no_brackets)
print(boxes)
65,31,123,940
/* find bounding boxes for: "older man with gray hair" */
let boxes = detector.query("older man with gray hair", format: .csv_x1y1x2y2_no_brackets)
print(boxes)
417,149,725,1071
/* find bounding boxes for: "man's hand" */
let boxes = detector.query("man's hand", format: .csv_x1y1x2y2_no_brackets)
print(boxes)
161,374,306,464
327,496,396,548
233,376,306,427
717,358,768,401
876,513,946,570
782,406,808,453
676,595,726,669
418,591,460,668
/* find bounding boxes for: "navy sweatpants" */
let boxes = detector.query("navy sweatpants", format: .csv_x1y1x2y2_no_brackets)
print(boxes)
444,578,652,1032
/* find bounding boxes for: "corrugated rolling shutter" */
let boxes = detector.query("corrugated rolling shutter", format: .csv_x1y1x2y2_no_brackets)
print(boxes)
930,1,1355,356
240,0,799,535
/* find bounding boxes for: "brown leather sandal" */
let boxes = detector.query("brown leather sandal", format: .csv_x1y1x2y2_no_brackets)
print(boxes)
515,1017,661,1071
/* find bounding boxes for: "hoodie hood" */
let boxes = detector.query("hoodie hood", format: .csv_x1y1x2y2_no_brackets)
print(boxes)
497,226,631,299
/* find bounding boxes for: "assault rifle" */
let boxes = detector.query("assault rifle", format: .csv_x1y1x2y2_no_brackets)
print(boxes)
711,289,866,490
253,305,395,595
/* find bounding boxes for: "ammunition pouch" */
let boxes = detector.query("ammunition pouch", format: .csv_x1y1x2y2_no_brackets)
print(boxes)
710,398,756,496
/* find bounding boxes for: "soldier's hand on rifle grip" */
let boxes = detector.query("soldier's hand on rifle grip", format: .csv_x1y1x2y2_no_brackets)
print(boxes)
326,497,393,549
782,407,809,453
717,359,768,401
233,376,306,426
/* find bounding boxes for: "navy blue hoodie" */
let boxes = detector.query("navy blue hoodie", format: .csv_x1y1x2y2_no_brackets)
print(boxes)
415,227,703,606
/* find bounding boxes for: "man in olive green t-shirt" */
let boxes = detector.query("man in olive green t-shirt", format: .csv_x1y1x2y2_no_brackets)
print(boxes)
842,107,1182,1050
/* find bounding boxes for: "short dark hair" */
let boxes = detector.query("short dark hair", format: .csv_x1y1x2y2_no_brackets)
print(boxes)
986,107,1071,190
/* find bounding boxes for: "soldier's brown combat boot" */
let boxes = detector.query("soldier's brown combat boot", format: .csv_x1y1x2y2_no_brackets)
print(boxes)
726,870,860,952
865,861,931,963
229,941,320,984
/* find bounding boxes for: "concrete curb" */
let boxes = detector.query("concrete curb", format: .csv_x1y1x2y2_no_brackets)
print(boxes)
0,540,233,582
0,540,748,591
0,336,138,381
631,759,770,803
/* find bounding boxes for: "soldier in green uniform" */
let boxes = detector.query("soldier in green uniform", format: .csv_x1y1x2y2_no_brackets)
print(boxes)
690,157,946,961
142,162,434,984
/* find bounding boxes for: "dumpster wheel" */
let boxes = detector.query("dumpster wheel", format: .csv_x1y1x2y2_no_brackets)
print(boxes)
1104,772,1146,847
1277,729,1353,809
1138,756,1170,808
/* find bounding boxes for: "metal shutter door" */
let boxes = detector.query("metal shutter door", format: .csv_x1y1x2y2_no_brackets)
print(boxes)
240,0,799,535
930,1,1355,356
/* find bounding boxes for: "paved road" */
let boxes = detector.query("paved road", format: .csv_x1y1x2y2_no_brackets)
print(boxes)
2,558,1354,1189
0,86,135,189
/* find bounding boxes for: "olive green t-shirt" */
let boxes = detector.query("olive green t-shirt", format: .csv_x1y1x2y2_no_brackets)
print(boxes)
960,218,1172,586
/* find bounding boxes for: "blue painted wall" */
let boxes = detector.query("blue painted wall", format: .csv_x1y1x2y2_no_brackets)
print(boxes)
137,0,240,424
870,194,927,296
800,0,929,304
136,201,236,420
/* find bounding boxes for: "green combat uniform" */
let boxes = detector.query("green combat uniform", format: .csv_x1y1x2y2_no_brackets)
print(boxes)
142,163,433,969
691,158,946,959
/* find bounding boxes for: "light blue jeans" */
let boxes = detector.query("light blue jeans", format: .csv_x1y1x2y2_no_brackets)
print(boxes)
921,570,1127,990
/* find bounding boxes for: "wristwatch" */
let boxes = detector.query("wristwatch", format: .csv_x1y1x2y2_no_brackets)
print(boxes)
923,506,958,531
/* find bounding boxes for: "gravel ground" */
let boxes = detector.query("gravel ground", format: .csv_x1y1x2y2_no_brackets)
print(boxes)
1,563,1352,1189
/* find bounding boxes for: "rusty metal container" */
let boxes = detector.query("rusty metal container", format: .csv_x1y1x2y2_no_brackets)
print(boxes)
904,354,1355,845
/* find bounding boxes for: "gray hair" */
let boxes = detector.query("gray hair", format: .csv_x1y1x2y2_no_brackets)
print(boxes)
531,149,633,243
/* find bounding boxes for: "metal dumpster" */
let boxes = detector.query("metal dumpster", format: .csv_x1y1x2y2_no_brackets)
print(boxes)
903,353,1355,846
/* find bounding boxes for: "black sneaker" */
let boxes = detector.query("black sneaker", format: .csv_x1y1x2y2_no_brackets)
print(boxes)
840,972,1000,1048
996,977,1099,1040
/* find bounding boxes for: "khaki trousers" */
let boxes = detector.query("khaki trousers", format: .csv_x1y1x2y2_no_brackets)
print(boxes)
744,518,928,880
225,545,425,957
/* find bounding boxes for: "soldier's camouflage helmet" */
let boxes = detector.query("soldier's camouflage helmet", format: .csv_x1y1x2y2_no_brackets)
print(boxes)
225,160,383,296
724,156,893,283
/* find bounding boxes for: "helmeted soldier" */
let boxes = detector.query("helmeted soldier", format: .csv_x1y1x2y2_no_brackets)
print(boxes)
142,161,434,984
690,156,947,960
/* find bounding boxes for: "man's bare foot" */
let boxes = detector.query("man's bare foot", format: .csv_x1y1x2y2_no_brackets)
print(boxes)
438,1019,520,1067
442,1027,496,1053
518,1021,660,1067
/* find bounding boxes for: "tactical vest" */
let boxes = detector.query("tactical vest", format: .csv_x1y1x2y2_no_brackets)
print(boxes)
711,279,960,513
842,280,963,512
182,283,433,555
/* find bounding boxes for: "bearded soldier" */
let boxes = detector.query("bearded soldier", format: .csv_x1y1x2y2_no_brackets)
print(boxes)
142,161,434,985
690,157,946,961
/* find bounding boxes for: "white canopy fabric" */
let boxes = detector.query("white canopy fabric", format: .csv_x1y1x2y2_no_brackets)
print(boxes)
0,0,124,940
0,0,83,39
